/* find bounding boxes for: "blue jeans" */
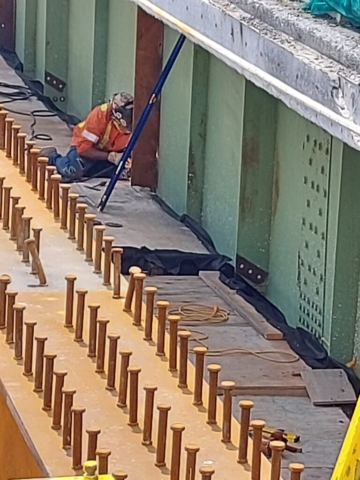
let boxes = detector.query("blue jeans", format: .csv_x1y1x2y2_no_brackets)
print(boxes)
48,146,116,182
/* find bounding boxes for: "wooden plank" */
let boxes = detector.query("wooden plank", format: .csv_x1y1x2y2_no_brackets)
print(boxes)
301,369,357,406
200,271,284,340
218,384,308,397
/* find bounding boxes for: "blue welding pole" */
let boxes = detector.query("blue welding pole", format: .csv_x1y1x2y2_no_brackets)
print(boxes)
98,33,186,212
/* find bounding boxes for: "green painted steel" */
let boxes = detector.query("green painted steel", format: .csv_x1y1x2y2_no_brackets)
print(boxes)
158,27,193,215
67,0,96,118
106,0,137,98
201,55,245,260
326,142,360,362
237,82,277,274
67,0,109,118
12,3,360,363
35,0,46,83
15,0,27,64
92,0,109,107
268,102,331,339
43,0,69,109
187,46,210,223
15,0,37,76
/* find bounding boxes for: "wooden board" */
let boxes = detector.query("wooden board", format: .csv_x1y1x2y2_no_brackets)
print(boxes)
199,271,284,340
301,369,356,406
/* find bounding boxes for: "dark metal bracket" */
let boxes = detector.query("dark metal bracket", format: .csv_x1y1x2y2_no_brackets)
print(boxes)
45,71,67,93
236,255,268,285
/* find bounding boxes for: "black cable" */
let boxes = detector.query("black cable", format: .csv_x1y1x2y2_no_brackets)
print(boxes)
0,80,75,142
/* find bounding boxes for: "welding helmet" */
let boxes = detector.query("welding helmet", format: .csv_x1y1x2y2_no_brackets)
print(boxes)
110,92,134,132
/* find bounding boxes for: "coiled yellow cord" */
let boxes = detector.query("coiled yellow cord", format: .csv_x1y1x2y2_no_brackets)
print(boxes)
167,304,299,364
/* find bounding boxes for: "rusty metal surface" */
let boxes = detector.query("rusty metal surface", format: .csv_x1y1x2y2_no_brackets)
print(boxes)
132,9,163,190
0,149,275,479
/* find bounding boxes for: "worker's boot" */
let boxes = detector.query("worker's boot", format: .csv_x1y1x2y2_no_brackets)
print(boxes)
39,147,58,158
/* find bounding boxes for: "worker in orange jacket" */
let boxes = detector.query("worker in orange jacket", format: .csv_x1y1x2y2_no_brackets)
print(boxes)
41,92,133,182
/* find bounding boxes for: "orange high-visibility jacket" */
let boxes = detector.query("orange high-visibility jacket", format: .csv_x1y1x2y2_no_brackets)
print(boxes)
71,103,130,155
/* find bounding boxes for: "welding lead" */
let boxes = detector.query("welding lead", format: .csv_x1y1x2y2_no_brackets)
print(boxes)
144,286,157,341
193,347,207,406
221,381,235,443
88,304,100,358
106,334,120,391
86,427,101,461
156,301,169,356
103,236,114,286
96,449,111,475
93,225,106,274
74,288,88,342
250,420,266,480
96,318,109,373
68,193,79,239
76,203,87,251
238,400,254,464
207,364,221,425
33,336,47,392
23,321,36,376
123,266,142,312
112,248,123,299
128,366,141,426
62,389,76,449
64,274,77,328
155,404,171,467
18,133,27,174
11,125,21,165
52,371,68,430
0,274,11,330
142,384,157,446
117,349,132,408
72,406,86,470
178,330,191,388
133,273,146,326
14,303,26,361
60,184,71,229
185,444,200,480
5,290,17,343
270,441,286,480
168,315,181,372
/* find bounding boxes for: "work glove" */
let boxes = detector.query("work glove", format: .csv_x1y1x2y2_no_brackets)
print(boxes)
107,152,122,166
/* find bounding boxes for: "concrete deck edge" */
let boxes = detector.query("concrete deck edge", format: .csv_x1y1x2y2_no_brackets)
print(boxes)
128,0,360,151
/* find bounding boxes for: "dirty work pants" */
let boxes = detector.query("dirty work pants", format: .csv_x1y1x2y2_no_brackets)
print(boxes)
48,146,116,182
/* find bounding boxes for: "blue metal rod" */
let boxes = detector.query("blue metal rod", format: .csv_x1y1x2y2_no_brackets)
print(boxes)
98,33,186,212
